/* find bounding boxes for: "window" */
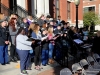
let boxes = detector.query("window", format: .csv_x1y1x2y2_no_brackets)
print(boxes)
67,1,70,20
55,0,60,19
83,6,95,13
89,7,95,11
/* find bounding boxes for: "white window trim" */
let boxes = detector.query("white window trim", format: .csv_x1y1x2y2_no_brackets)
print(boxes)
99,4,100,15
83,5,96,12
67,0,74,2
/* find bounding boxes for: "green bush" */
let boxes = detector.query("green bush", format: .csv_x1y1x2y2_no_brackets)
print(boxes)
83,11,100,27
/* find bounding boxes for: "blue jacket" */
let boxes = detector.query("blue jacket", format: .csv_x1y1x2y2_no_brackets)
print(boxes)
31,31,37,38
31,31,41,45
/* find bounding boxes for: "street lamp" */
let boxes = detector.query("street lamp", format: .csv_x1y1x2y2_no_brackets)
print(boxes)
74,0,80,29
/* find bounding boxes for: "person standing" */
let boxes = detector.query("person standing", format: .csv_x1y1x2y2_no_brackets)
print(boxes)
92,31,100,56
41,29,49,66
20,17,29,35
8,18,18,62
37,14,45,28
57,16,62,25
16,27,35,74
0,18,10,65
47,26,55,64
31,24,46,70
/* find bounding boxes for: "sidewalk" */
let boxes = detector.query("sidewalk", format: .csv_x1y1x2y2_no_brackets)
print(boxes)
0,61,60,75
38,60,74,75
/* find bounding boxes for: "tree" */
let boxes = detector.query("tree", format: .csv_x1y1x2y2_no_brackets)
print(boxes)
83,11,100,27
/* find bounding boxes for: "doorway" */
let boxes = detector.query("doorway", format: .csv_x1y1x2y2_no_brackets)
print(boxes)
27,0,32,14
9,0,17,13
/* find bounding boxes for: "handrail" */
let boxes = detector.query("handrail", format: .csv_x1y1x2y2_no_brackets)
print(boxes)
0,2,22,20
0,3,38,21
15,5,38,21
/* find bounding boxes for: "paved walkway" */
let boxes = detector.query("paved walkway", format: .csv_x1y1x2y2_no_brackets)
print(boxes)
0,51,75,75
0,61,61,75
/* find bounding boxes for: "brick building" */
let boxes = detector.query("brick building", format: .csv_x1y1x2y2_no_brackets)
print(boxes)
1,0,83,27
49,0,83,27
83,0,100,15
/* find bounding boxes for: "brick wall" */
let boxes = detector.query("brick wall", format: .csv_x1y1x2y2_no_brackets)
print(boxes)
59,0,67,21
1,0,9,7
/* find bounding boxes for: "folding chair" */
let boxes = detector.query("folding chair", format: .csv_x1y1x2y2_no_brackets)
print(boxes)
87,56,100,70
79,59,99,75
87,56,99,66
60,68,72,75
93,53,100,64
79,59,89,68
72,63,85,75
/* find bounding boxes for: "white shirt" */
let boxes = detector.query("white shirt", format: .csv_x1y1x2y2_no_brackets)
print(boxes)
16,34,32,50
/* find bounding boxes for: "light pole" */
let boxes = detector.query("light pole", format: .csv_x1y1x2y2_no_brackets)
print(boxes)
74,0,80,30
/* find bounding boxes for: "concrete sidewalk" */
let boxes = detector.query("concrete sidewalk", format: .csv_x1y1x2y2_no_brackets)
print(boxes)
0,61,60,75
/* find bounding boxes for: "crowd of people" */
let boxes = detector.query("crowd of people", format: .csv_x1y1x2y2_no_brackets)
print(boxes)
0,13,100,75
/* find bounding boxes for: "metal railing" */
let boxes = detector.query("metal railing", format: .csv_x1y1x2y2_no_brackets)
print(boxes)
0,3,22,20
15,5,38,21
0,3,38,21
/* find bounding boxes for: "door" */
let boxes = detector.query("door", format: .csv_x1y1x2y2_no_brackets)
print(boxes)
9,0,17,13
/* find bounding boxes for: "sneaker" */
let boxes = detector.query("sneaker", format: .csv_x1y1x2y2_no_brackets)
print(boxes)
20,70,28,75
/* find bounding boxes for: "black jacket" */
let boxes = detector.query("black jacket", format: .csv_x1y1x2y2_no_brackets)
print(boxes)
37,19,44,27
0,26,11,46
41,34,49,50
92,36,100,54
20,22,29,28
54,29,62,34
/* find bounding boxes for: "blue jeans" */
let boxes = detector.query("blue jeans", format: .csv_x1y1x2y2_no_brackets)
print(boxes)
42,49,48,65
0,45,8,64
16,49,30,71
49,43,54,59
